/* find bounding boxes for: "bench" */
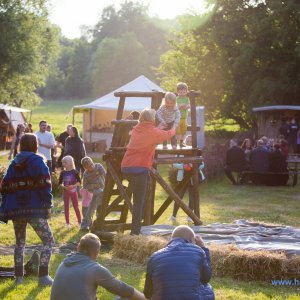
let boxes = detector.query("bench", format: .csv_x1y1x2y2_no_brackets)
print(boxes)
240,171,292,186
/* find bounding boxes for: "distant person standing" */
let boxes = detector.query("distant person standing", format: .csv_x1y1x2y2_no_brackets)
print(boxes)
8,123,26,160
56,124,73,169
175,82,190,148
46,124,57,172
0,134,55,286
35,120,56,171
64,126,86,174
288,118,299,153
279,119,289,140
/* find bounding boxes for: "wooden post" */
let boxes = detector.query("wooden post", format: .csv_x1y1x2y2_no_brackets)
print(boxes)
116,95,125,120
189,92,197,148
105,160,133,212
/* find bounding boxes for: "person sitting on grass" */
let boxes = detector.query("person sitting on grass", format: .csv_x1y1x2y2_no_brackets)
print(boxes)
143,225,215,300
80,157,106,231
50,233,146,300
224,139,246,185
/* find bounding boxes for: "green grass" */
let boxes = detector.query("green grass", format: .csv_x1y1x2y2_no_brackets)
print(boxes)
0,100,300,299
29,99,91,136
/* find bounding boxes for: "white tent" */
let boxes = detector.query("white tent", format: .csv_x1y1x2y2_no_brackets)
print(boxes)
73,75,165,145
0,104,31,150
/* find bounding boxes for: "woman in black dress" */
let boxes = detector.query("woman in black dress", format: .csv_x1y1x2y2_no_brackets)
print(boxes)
64,126,86,174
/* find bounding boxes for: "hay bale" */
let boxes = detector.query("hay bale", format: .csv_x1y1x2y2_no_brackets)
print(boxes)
112,235,300,281
113,233,167,264
209,244,287,281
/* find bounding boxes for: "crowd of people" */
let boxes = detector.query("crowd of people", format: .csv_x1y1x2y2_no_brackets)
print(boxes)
224,134,291,186
0,85,217,298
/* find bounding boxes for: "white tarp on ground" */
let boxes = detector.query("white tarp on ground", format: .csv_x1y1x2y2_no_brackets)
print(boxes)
140,219,300,256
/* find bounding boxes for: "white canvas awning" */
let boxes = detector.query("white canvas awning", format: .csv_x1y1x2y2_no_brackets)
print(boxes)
73,75,165,113
0,104,30,131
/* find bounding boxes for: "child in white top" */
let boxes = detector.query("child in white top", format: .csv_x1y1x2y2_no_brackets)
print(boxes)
156,92,181,149
59,156,81,227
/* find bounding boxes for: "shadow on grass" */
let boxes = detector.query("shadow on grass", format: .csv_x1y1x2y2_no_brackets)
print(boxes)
0,280,14,300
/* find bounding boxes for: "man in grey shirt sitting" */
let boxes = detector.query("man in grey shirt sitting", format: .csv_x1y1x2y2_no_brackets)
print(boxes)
50,233,145,300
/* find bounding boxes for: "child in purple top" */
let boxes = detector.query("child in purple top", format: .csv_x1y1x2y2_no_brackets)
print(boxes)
59,156,81,227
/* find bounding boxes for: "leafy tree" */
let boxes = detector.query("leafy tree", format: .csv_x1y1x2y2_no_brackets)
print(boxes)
0,0,59,107
89,1,168,95
89,32,148,97
158,0,300,128
64,38,92,98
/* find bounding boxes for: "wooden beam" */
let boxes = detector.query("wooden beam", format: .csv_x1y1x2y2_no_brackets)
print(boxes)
152,174,191,223
116,95,125,120
150,168,202,225
106,160,133,212
154,156,202,165
114,91,165,98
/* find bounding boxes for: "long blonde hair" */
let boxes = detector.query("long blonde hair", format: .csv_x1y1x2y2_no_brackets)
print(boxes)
62,155,75,170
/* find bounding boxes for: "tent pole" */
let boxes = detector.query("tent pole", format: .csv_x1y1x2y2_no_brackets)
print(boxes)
89,109,92,143
72,109,75,125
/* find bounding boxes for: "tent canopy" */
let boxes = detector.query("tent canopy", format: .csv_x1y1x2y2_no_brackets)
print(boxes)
73,75,165,113
0,104,30,131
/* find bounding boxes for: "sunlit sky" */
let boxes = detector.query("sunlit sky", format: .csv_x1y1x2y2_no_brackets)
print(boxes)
48,0,207,38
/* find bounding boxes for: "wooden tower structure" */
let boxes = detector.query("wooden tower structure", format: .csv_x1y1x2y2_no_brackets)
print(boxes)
91,91,202,239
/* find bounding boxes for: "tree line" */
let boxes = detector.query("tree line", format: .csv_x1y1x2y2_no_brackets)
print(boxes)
1,0,300,128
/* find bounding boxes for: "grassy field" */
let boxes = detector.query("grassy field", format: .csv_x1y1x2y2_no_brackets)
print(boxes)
0,100,299,299
28,99,90,136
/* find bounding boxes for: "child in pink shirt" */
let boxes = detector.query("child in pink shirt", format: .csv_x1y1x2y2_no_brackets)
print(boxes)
80,188,93,218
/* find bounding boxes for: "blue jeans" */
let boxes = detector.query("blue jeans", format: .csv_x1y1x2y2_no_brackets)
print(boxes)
122,170,149,235
80,188,103,230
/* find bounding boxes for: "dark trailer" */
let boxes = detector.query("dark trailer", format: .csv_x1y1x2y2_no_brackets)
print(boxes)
253,105,300,139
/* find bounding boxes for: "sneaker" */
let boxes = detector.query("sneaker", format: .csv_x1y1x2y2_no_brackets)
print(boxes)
38,275,53,286
24,250,40,276
64,223,71,228
169,216,176,221
14,276,23,285
186,216,193,222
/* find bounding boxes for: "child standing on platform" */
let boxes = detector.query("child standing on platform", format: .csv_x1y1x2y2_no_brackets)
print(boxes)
156,92,181,149
59,156,81,227
80,156,106,231
80,187,93,218
176,82,190,148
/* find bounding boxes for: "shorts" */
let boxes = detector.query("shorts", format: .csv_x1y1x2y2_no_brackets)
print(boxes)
176,118,188,135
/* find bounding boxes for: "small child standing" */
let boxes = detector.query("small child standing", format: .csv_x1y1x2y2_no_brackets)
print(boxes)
176,82,190,148
80,188,93,219
59,156,81,227
80,156,106,231
156,92,181,149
